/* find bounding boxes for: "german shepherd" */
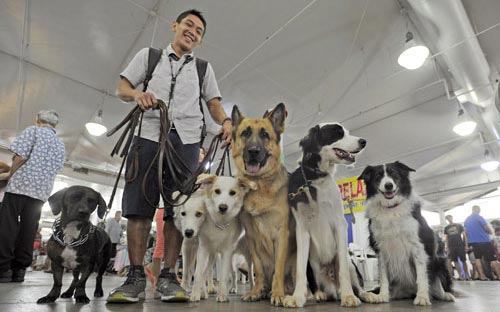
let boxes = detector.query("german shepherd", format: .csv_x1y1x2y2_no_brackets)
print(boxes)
231,103,293,306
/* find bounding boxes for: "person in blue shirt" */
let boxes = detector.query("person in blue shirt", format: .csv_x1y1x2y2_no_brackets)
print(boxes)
0,110,65,283
464,205,500,280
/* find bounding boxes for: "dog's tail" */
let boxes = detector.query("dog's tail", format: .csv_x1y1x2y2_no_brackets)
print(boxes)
429,255,453,293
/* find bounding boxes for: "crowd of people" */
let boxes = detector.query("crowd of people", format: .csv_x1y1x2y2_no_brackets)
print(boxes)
443,205,500,281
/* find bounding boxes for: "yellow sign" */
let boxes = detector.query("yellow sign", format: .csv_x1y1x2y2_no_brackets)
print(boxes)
337,176,366,214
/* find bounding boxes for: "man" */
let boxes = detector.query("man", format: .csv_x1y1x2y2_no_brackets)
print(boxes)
105,211,123,259
464,205,500,280
107,9,232,303
443,215,470,280
0,110,65,283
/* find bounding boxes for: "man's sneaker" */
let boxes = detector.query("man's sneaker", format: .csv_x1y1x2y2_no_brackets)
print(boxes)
106,266,146,303
0,269,12,283
11,269,26,282
156,270,189,302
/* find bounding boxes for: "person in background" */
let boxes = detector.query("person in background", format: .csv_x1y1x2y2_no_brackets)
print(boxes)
0,110,65,283
145,207,165,287
0,162,11,205
464,205,500,280
492,227,500,262
106,211,123,260
106,9,231,304
444,215,470,280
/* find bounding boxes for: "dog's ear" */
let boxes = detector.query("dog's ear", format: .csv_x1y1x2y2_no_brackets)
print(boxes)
95,191,108,219
267,103,286,135
48,187,68,215
172,191,185,204
358,166,374,184
300,125,321,154
197,174,216,190
231,105,245,129
394,161,416,173
237,177,258,193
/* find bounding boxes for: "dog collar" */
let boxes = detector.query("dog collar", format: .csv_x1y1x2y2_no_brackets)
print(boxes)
383,202,400,209
214,222,230,231
51,218,95,248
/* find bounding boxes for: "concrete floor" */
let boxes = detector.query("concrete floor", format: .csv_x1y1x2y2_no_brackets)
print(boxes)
0,271,499,312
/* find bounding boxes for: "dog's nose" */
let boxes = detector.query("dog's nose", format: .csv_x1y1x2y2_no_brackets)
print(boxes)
184,229,194,238
219,204,228,213
358,138,366,148
384,182,393,191
248,146,261,157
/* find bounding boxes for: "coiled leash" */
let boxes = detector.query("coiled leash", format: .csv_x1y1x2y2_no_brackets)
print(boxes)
105,100,225,217
206,132,233,177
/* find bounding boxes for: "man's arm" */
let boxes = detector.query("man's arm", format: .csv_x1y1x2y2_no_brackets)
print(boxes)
116,78,157,111
206,97,232,145
462,228,468,250
8,154,27,178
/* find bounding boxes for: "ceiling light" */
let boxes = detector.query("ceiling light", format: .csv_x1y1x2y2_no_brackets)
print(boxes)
85,109,107,136
397,31,430,70
480,149,499,172
452,108,477,136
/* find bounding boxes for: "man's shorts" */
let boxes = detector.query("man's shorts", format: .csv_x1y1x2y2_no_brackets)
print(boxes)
448,246,466,262
122,133,200,220
470,242,497,262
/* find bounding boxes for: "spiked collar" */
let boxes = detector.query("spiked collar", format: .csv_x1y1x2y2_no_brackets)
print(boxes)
51,218,95,247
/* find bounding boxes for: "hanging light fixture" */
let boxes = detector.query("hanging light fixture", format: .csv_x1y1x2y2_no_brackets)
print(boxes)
479,140,500,171
85,108,107,136
452,104,477,136
397,31,430,70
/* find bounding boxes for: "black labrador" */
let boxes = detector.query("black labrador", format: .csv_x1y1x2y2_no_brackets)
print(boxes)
37,186,112,304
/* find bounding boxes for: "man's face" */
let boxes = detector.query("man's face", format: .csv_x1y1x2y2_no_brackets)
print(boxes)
171,14,204,53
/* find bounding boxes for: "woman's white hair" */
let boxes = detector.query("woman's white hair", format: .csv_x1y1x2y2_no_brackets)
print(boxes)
37,110,59,127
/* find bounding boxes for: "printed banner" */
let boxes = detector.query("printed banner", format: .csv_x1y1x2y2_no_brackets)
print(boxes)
337,176,366,214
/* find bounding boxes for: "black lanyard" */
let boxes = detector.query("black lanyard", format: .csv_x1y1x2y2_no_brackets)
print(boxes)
168,54,192,106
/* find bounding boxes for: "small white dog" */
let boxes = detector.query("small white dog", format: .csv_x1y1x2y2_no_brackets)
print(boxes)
190,174,256,302
173,191,216,294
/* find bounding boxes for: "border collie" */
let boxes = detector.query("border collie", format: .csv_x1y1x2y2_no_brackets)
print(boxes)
358,161,454,305
283,123,374,308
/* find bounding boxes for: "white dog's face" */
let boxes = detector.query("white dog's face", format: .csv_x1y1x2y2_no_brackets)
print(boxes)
173,191,206,239
198,175,257,223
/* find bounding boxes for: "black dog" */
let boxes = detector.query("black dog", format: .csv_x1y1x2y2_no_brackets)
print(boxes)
37,186,112,304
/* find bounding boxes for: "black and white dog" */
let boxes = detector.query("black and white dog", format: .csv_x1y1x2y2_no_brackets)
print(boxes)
284,123,375,308
358,162,454,305
37,186,112,304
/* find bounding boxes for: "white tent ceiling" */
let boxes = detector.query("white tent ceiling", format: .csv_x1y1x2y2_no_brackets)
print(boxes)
2,0,500,216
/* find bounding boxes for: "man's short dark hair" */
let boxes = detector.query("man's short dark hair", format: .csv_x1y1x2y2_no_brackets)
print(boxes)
176,9,207,36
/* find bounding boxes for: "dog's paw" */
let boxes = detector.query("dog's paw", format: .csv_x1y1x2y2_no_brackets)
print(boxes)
190,291,201,302
413,295,432,306
75,295,90,304
442,292,455,302
207,285,217,294
314,291,327,302
372,292,390,303
359,291,380,303
270,292,285,306
283,295,306,308
216,293,230,302
340,294,362,307
229,287,237,294
60,291,73,298
242,291,262,302
37,296,57,304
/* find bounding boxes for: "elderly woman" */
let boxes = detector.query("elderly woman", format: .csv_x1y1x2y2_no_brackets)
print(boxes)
0,110,65,283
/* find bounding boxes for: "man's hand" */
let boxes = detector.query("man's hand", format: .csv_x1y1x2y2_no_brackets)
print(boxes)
134,91,158,111
220,118,232,147
0,172,9,180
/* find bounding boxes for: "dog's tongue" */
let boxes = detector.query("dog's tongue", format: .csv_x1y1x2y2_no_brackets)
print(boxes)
384,192,395,199
246,163,261,174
